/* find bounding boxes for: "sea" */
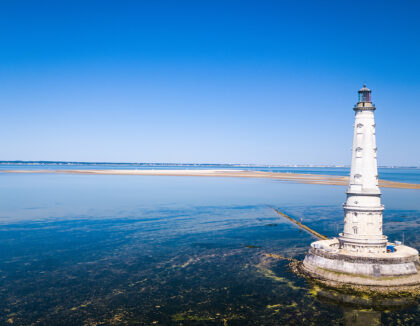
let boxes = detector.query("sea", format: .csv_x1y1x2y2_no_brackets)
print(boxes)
0,163,419,325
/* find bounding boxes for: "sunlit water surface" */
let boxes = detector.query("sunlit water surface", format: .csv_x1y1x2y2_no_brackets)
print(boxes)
0,173,418,325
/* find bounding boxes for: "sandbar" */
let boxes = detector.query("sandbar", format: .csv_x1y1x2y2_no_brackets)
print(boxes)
1,169,419,190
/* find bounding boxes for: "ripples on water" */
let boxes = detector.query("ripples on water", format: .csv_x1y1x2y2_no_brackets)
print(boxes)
0,173,418,324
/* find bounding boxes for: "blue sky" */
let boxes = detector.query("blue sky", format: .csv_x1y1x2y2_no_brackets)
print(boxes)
1,1,419,165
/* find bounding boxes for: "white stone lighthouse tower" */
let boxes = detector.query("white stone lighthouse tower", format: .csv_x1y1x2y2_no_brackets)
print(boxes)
339,85,387,253
301,86,420,292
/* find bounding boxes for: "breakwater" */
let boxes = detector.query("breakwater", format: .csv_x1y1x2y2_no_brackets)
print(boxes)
272,208,328,240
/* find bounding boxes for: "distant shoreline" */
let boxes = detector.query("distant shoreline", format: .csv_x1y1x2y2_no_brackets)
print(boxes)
2,169,419,190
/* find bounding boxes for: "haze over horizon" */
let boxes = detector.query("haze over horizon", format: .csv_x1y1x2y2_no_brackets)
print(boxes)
1,1,419,166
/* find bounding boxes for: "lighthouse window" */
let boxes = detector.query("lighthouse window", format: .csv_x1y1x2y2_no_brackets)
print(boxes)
353,214,358,222
359,91,371,102
357,123,363,128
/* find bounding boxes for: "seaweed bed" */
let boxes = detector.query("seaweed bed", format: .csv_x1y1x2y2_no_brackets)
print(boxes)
0,204,418,325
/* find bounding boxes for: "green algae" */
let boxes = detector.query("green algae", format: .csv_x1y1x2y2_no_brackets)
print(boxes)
172,313,214,321
266,301,298,309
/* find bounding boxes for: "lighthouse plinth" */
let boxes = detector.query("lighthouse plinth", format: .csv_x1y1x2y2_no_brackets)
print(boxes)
300,86,420,294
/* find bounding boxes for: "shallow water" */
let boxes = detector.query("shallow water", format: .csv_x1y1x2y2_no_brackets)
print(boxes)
0,174,418,325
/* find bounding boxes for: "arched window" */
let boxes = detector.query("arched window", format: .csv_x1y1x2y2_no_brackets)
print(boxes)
353,226,358,235
353,213,358,223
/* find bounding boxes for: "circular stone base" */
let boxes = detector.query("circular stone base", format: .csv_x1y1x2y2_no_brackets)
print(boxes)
300,239,420,294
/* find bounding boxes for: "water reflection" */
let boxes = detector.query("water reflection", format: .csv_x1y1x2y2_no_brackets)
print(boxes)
343,308,381,326
310,283,418,326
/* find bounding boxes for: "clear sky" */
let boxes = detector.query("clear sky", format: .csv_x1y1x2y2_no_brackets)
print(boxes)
1,1,419,166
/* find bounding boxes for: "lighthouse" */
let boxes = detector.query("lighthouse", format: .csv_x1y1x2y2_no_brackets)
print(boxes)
300,86,420,293
339,85,387,253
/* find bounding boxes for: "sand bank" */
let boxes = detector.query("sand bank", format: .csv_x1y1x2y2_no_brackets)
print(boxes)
1,169,419,190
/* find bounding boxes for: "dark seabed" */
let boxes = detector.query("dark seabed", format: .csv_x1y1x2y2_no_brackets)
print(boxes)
0,173,419,325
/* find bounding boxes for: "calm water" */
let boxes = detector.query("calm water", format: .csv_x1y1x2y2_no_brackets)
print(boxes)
0,172,419,325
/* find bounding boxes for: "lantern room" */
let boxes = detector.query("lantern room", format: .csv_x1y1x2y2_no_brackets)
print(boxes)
358,85,371,103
